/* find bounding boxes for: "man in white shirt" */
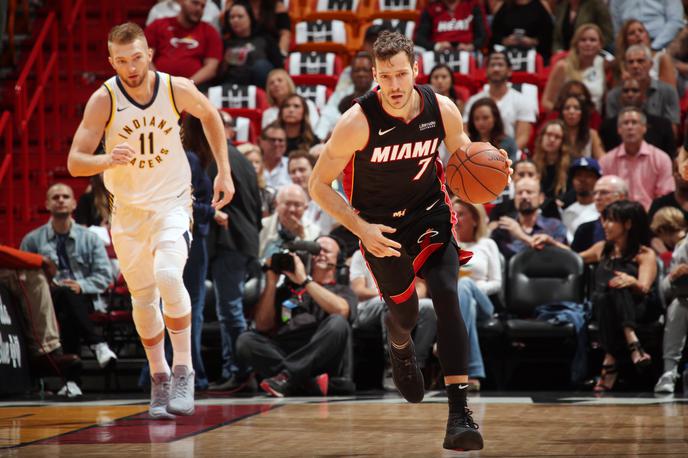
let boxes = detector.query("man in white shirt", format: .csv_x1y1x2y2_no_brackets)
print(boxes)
463,50,538,151
259,123,292,190
562,158,602,243
146,0,221,31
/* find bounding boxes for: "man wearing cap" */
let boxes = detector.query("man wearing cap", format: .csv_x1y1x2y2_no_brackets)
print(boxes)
562,158,602,243
599,106,674,210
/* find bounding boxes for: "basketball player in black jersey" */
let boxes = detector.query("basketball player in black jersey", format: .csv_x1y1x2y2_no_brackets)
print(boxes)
310,32,511,451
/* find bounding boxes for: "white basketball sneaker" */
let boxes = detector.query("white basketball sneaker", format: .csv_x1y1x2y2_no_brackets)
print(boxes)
167,365,195,416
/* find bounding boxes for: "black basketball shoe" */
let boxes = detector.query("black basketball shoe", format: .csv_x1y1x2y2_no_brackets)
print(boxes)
443,407,483,451
388,338,425,403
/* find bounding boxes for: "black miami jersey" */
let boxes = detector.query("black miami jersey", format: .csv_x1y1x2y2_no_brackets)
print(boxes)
343,85,449,223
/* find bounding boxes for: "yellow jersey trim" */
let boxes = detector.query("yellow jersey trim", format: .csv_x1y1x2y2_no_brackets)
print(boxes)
168,74,181,118
103,82,116,130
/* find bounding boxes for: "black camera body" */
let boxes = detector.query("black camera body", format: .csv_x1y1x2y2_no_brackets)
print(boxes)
269,240,321,275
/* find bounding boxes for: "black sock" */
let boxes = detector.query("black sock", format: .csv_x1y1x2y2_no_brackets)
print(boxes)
389,337,413,359
446,383,468,414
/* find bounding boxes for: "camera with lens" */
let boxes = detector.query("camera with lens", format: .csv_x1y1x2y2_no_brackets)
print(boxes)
268,240,322,275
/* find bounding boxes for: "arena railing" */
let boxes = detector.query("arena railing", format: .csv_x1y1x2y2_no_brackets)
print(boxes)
64,0,86,118
13,11,59,222
0,112,15,246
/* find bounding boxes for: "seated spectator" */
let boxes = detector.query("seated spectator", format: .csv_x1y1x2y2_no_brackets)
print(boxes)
20,184,116,374
315,52,375,141
350,250,437,381
543,24,608,112
464,50,538,151
236,236,357,397
259,184,319,259
287,149,336,236
145,0,223,86
488,0,554,63
491,177,568,259
74,175,109,229
571,175,629,252
262,69,319,130
466,97,519,162
0,245,82,394
668,27,688,96
614,19,676,88
222,0,291,55
218,1,283,87
416,0,488,53
238,142,277,217
599,107,675,210
146,0,221,31
557,94,604,160
649,207,687,257
561,158,601,242
531,120,569,200
605,45,680,133
489,158,561,223
454,199,500,390
654,233,688,393
649,160,688,224
599,78,675,156
428,64,465,112
609,0,685,52
552,0,613,52
278,94,321,155
258,122,291,190
579,200,659,392
542,80,603,130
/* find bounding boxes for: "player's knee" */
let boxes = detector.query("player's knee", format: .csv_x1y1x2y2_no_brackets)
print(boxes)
130,286,164,339
385,307,417,334
153,240,187,301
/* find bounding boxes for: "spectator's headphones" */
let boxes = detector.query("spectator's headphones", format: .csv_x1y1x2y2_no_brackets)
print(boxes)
316,234,349,284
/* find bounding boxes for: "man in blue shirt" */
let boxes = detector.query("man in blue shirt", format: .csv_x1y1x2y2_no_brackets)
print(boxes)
491,177,568,259
21,183,116,381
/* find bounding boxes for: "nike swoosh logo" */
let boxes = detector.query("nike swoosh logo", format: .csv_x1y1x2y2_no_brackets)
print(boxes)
426,199,440,211
116,106,129,112
458,384,469,390
378,126,396,136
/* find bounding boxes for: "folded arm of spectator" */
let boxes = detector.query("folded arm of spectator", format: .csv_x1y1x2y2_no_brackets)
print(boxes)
189,57,219,86
76,239,112,294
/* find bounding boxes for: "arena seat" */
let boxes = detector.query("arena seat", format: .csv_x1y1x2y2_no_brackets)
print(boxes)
292,19,360,54
296,84,332,112
207,84,270,110
502,246,585,388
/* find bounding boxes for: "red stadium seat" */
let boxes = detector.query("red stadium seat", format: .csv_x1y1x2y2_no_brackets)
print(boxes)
207,84,269,110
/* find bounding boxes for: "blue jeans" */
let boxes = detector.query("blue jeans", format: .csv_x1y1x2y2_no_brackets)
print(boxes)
183,233,209,390
458,277,494,379
211,247,249,380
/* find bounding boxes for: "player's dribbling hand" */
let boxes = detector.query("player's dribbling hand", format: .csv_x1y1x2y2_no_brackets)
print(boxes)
212,172,235,210
498,148,514,183
110,143,136,166
359,223,401,258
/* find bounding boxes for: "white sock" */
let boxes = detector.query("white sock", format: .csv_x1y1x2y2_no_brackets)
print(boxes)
168,324,192,369
144,338,170,377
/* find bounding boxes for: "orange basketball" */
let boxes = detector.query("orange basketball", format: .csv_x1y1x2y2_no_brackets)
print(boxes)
445,142,509,204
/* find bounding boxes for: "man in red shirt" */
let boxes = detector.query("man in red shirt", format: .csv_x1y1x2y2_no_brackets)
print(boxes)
145,0,223,86
415,0,488,52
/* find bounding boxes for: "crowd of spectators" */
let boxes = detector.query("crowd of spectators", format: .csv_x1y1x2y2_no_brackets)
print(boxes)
8,0,688,397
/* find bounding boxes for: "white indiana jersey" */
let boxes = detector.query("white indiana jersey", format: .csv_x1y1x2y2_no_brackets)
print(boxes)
102,71,191,211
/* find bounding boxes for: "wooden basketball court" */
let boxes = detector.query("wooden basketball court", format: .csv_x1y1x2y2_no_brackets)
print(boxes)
1,392,687,456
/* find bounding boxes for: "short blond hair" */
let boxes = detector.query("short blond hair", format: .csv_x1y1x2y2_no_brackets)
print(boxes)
650,207,687,234
452,197,489,240
108,22,147,51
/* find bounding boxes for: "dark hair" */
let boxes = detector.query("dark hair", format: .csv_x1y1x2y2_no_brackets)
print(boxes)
487,50,512,68
558,80,593,107
364,24,390,45
181,115,212,169
373,30,415,65
467,97,506,145
601,200,651,260
287,148,317,168
556,95,591,157
532,119,569,196
261,121,286,139
428,64,457,100
278,94,316,150
223,1,257,38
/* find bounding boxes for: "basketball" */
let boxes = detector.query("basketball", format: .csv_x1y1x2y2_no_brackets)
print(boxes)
445,142,509,204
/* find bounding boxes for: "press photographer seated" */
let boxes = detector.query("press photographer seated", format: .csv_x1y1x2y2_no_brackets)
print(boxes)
236,236,357,397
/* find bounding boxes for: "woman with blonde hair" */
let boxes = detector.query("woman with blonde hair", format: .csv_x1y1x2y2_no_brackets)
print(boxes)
261,68,320,129
531,119,570,199
650,206,687,257
615,19,675,88
542,23,608,112
453,198,501,390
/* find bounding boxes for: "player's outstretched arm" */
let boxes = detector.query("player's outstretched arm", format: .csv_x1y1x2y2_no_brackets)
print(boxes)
309,105,401,257
172,76,234,209
67,88,126,177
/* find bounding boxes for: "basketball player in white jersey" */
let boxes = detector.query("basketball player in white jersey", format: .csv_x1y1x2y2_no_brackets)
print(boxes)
67,22,234,418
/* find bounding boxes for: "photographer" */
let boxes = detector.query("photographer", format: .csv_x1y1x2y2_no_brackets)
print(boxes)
259,184,319,259
236,236,357,397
